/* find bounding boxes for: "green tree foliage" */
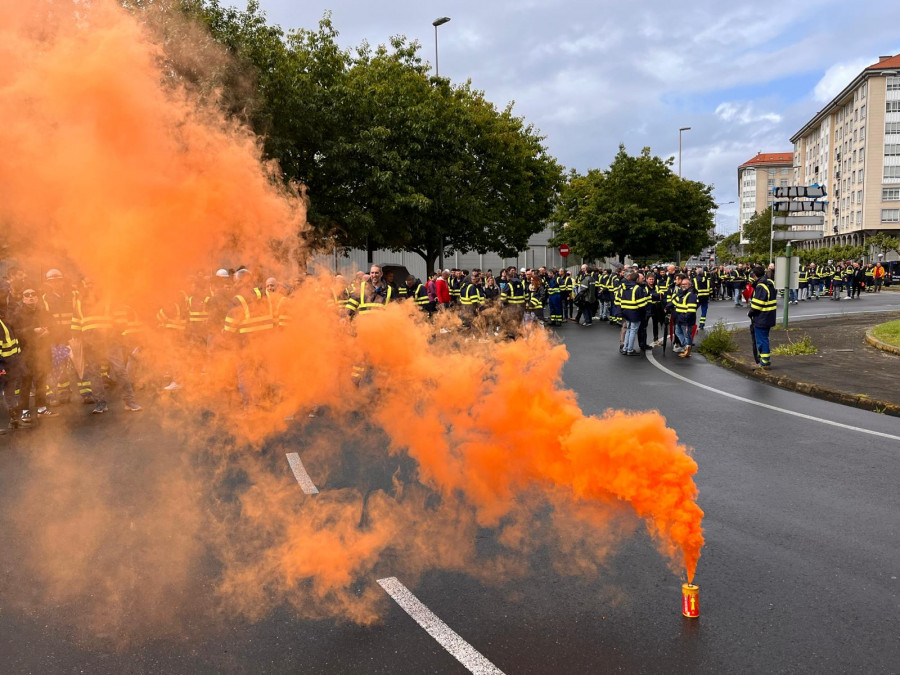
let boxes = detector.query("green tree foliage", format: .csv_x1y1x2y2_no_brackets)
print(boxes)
139,1,563,273
714,232,741,263
740,208,788,259
867,231,900,258
550,146,715,263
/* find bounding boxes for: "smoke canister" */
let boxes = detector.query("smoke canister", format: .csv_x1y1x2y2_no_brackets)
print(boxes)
682,583,699,618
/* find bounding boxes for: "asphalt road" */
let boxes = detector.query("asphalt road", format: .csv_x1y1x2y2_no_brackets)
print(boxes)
1,292,898,674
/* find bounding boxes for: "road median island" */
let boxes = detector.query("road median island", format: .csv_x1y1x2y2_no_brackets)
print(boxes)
866,319,900,355
705,312,900,418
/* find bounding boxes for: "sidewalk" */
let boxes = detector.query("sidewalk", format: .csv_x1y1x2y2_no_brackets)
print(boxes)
714,311,900,417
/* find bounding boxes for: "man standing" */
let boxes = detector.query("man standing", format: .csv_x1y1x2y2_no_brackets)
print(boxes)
692,266,712,329
619,272,648,356
346,265,394,316
667,276,699,358
748,266,777,369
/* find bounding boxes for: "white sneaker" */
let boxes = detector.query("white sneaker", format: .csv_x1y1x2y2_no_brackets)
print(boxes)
673,346,684,353
162,381,182,391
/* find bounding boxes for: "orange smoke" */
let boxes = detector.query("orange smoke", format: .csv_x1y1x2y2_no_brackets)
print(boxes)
0,0,703,642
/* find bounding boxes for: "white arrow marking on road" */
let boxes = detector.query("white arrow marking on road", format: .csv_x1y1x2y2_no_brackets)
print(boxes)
285,453,319,494
377,577,505,675
646,352,900,442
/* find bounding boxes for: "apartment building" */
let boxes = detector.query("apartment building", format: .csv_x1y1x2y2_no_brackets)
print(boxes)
737,152,794,240
791,53,900,250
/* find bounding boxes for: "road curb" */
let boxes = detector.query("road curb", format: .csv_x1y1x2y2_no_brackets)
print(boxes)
865,329,900,356
716,351,900,418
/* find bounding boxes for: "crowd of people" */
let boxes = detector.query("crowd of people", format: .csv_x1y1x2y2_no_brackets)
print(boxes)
0,256,887,434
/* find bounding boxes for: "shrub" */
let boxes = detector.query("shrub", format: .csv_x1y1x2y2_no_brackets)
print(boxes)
697,320,738,358
773,334,817,356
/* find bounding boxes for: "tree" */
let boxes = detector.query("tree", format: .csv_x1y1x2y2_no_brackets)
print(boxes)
740,209,790,260
714,232,741,263
141,3,563,274
867,231,900,259
310,38,562,272
551,146,715,264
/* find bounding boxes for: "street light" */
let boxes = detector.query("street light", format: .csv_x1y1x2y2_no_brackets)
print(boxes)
678,127,691,177
432,17,451,272
432,17,451,77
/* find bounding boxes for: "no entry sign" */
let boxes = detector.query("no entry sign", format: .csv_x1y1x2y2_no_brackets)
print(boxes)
559,245,570,257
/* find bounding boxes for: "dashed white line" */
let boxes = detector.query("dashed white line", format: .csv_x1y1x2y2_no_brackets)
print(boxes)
646,352,900,442
285,452,319,494
377,577,505,675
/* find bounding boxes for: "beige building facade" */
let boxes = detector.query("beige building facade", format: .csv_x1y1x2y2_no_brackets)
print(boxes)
791,54,900,252
737,152,794,241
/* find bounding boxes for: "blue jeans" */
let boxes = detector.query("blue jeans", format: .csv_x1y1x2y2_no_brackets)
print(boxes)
789,289,797,303
675,323,693,347
623,320,640,352
733,287,743,305
754,326,771,366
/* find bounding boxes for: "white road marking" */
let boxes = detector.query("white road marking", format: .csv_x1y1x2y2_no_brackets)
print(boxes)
646,352,900,442
285,453,319,494
377,577,505,675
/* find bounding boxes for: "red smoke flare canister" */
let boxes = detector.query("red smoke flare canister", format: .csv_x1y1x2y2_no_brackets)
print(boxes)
682,583,699,618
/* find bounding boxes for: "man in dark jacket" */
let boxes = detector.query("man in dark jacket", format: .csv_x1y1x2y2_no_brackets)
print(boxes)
748,266,777,368
11,288,57,422
619,272,648,355
666,276,698,358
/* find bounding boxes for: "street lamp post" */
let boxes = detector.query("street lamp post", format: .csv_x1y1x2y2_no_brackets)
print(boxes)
433,17,450,273
675,126,691,266
432,17,450,77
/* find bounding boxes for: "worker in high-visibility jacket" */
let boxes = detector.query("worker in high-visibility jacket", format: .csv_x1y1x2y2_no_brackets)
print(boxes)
345,265,394,317
666,276,698,358
747,265,777,368
500,271,526,336
692,267,712,329
42,269,80,404
224,269,275,408
74,280,141,414
157,290,188,392
619,272,649,355
545,270,563,326
404,275,434,315
0,314,27,432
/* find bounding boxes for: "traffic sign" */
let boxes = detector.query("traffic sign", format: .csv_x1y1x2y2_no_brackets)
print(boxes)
559,245,570,257
773,185,826,198
773,215,825,226
772,230,824,241
774,201,827,213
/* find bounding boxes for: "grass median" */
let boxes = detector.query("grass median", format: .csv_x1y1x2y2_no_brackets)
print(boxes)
871,319,900,348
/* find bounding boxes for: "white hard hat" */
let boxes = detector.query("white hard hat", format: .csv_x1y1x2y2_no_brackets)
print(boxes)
45,268,63,280
215,268,230,278
520,267,526,273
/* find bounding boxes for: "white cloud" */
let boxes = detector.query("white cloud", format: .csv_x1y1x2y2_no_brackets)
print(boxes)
813,57,873,102
715,102,782,125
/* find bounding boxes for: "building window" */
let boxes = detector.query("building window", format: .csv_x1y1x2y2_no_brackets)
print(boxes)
888,77,900,91
860,148,865,163
861,126,866,141
857,212,862,225
885,166,900,182
886,144,900,156
887,101,900,113
780,179,788,187
882,209,900,222
883,188,900,201
861,105,866,119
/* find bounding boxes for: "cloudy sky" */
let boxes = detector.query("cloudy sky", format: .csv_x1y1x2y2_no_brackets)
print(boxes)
250,0,900,234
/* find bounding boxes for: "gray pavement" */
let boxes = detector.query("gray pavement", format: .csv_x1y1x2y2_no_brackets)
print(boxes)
0,292,898,673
